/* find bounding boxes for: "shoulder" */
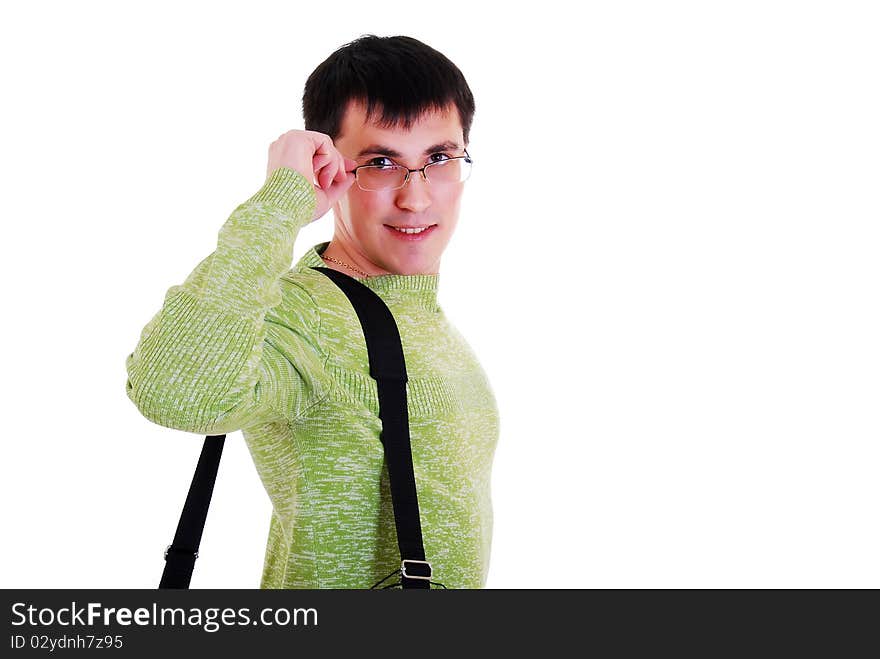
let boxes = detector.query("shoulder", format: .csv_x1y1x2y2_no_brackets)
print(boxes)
270,266,362,329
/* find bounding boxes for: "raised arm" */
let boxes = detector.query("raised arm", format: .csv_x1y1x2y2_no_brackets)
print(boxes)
125,130,357,435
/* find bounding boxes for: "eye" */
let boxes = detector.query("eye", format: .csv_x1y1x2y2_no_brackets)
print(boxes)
429,152,452,163
367,157,396,168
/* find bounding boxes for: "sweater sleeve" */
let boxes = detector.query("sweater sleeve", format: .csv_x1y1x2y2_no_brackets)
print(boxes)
125,166,325,435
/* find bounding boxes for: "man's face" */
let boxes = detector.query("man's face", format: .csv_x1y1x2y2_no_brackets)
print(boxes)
330,100,468,275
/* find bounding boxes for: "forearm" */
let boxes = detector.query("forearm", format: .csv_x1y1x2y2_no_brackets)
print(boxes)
125,167,318,434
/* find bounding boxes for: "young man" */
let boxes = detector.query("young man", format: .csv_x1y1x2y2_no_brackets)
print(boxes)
125,35,499,589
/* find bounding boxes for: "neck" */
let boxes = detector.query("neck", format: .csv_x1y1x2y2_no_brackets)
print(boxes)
320,241,441,278
320,241,388,278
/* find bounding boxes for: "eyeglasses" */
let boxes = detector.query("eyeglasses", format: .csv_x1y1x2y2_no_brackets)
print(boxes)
349,150,473,192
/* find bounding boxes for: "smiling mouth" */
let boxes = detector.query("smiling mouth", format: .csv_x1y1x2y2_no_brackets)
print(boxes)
384,224,438,239
385,224,436,232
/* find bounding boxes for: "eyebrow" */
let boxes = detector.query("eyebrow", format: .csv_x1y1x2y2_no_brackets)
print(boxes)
356,140,463,159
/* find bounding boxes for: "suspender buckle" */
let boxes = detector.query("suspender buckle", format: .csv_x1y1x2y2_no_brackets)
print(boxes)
401,559,432,580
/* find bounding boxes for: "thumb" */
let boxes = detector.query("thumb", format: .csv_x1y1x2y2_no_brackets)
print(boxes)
324,168,356,204
311,171,354,221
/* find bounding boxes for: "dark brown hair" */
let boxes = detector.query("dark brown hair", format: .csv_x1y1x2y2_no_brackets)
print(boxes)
302,34,475,146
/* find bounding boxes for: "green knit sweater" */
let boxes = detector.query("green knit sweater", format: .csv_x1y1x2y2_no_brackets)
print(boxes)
125,167,499,589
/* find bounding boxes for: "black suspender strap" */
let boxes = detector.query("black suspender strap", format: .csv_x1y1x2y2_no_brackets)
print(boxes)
159,434,225,588
311,267,432,589
159,267,435,589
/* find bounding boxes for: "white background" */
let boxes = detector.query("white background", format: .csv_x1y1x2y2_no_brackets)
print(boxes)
1,1,877,589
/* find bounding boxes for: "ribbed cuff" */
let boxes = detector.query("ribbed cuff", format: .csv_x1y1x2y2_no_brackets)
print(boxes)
244,166,317,222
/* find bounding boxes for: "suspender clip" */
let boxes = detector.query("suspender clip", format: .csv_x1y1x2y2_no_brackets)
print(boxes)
401,559,432,580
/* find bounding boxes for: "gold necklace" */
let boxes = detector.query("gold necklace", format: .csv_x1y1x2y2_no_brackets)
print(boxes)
320,253,370,278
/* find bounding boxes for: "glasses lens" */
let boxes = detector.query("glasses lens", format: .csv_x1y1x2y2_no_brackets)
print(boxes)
425,157,471,185
357,165,407,191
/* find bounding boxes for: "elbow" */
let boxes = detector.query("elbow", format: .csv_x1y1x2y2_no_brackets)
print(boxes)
126,374,214,434
125,355,240,435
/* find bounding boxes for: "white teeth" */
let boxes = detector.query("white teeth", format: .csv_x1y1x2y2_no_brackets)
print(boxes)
392,226,430,234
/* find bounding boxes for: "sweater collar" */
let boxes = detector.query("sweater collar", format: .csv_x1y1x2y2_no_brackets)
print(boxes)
295,242,440,305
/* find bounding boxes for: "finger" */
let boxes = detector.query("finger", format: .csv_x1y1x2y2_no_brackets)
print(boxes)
324,173,352,203
316,166,329,190
312,152,333,172
334,156,347,182
312,134,336,160
320,164,336,190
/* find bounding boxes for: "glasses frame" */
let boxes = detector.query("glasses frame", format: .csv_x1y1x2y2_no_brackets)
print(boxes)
348,149,472,192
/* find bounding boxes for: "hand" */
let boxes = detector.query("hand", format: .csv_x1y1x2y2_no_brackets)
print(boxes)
265,129,358,223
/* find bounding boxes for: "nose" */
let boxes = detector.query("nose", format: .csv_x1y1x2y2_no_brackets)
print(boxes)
395,169,432,213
